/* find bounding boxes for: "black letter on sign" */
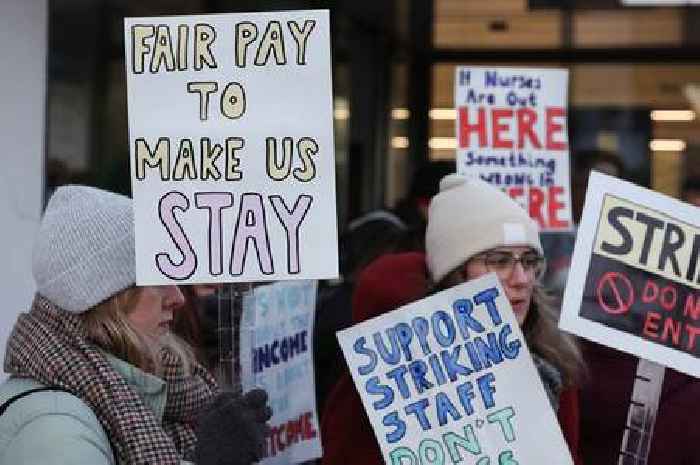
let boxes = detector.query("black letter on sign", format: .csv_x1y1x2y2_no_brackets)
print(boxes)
600,206,634,256
658,222,685,278
636,212,664,266
687,234,700,283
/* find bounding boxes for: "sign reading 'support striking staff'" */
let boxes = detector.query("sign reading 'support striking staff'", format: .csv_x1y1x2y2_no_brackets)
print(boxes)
560,172,700,378
337,274,573,465
124,10,338,285
454,67,572,232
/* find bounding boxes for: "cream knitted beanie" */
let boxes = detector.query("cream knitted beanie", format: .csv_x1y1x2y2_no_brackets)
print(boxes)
32,185,135,313
425,174,542,283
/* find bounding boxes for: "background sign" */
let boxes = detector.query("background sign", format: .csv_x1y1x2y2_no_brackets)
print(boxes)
337,274,572,465
240,280,322,464
454,67,572,232
560,171,700,377
124,10,338,285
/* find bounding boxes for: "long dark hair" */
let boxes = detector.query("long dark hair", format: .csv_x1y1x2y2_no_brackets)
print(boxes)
521,286,585,387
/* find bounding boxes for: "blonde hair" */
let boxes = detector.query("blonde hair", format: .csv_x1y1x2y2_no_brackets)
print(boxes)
435,269,585,387
81,287,197,376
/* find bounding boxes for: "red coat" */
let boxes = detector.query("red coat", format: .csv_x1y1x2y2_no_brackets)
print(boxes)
321,252,582,465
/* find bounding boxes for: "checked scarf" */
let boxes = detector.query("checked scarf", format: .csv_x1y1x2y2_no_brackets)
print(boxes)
4,294,219,464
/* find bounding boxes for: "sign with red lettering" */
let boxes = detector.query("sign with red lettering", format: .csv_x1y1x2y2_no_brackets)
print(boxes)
454,67,572,232
560,172,700,378
124,11,338,285
240,280,322,464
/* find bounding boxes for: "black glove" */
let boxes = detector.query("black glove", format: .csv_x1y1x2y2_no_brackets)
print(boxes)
195,389,273,465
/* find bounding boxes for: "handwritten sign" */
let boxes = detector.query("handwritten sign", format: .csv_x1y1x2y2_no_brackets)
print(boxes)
240,280,322,464
454,67,572,232
337,274,572,465
560,171,700,378
124,10,338,285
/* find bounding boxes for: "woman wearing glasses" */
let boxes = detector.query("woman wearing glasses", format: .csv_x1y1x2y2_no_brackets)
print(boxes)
321,174,585,465
426,174,585,464
426,174,585,410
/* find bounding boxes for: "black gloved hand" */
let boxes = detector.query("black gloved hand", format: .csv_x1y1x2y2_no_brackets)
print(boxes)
195,389,273,465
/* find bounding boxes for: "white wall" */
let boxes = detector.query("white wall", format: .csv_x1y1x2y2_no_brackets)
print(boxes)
0,0,48,379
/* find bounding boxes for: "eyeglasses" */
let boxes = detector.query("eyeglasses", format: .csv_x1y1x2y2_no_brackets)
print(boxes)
472,250,546,280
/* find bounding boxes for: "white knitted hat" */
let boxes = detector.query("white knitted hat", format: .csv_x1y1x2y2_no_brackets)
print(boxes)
32,185,135,313
425,174,542,283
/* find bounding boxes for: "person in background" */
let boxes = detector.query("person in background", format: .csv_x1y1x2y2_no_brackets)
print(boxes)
542,149,625,297
314,161,451,413
570,149,625,224
681,176,700,206
314,209,411,412
321,175,586,464
393,160,454,249
174,284,221,373
320,252,428,465
0,185,271,465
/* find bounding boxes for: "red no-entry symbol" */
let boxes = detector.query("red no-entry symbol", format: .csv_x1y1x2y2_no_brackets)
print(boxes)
596,271,635,315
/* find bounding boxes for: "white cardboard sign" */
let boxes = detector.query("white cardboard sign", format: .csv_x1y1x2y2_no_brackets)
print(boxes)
124,10,338,285
454,67,572,232
240,280,322,464
337,273,572,465
560,171,700,378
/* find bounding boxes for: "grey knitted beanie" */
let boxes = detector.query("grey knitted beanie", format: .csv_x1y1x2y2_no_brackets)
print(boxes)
32,185,136,313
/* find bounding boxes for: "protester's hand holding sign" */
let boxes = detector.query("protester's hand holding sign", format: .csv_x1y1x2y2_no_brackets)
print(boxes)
123,9,336,465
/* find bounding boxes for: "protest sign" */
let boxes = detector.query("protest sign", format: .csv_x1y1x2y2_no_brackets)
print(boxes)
240,280,322,464
124,10,338,285
560,171,700,378
337,273,573,465
454,67,572,232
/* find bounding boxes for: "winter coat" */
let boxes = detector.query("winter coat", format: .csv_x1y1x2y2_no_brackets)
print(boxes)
0,351,193,465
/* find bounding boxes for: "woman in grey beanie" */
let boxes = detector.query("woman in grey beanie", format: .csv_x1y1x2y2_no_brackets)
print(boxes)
0,185,271,465
426,174,586,461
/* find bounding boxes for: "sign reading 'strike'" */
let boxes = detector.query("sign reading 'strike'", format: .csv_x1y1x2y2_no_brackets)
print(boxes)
560,172,700,378
124,10,338,285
